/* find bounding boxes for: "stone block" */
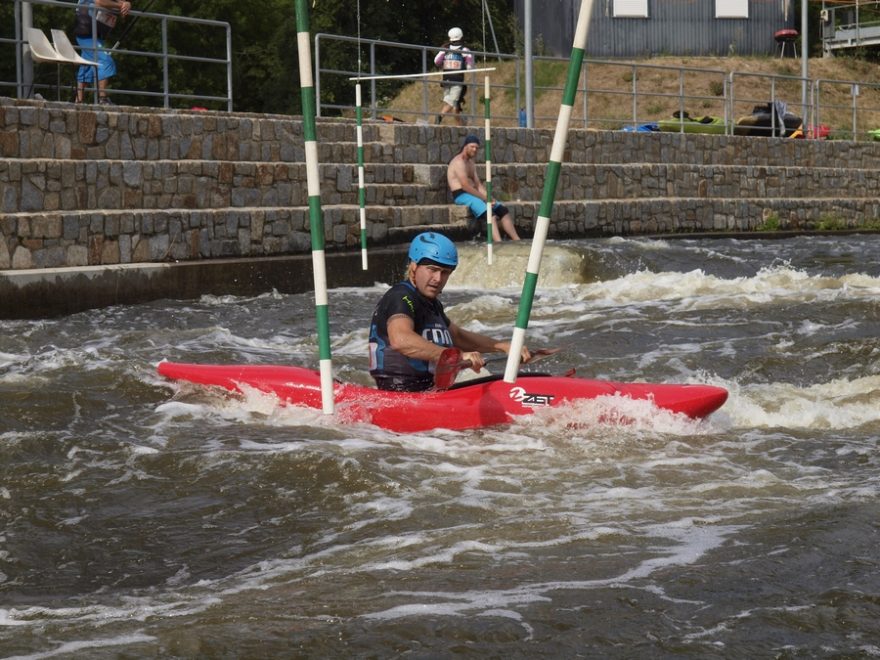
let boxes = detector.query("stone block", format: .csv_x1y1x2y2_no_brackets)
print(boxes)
1,185,17,214
40,245,67,268
150,234,170,260
118,234,131,263
100,239,120,264
0,131,19,158
123,161,143,187
132,235,151,262
20,177,43,212
11,245,31,269
0,238,9,269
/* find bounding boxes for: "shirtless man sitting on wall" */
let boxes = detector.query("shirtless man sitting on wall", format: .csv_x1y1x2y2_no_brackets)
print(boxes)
447,135,521,241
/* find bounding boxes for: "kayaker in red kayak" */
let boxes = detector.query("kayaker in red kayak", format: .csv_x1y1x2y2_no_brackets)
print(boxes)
368,232,531,392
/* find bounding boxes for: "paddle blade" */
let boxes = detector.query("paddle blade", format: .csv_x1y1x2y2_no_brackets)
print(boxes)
528,347,561,363
434,347,464,390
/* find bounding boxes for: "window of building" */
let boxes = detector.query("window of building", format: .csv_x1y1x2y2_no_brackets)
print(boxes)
613,0,649,18
716,0,748,18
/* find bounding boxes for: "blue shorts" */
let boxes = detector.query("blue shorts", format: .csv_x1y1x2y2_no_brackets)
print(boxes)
75,37,116,83
452,191,509,222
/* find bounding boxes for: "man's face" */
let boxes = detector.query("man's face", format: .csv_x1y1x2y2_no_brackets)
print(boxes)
463,143,479,159
411,263,454,299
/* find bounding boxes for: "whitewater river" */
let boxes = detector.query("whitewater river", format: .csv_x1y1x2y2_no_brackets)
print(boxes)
2,234,880,657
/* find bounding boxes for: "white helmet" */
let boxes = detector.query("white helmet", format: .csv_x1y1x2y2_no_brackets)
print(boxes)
448,27,463,42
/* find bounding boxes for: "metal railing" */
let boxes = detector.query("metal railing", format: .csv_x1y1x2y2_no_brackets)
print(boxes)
822,1,880,52
315,33,880,141
314,33,524,124
815,77,880,140
3,0,232,110
579,59,730,132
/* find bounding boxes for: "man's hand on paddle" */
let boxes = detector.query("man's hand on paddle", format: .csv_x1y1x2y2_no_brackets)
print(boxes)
460,351,485,371
462,344,531,373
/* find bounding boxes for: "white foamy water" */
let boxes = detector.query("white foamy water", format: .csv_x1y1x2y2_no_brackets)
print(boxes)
2,235,880,657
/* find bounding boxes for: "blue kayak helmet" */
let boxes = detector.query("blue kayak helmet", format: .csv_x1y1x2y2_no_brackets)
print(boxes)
408,232,458,269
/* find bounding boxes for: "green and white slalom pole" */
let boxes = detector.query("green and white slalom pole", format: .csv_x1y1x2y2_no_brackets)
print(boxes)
484,75,494,265
355,83,368,269
295,0,334,413
503,0,595,383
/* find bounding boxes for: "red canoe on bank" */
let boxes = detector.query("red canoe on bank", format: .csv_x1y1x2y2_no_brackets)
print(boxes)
157,362,728,433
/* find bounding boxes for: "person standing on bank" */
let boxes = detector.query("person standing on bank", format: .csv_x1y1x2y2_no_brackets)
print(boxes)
369,232,531,392
433,27,474,126
74,0,132,104
447,135,521,241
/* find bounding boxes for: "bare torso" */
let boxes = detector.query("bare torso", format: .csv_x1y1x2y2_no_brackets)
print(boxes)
447,152,482,196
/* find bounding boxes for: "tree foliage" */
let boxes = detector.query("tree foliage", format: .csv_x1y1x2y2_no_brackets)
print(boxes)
0,0,515,114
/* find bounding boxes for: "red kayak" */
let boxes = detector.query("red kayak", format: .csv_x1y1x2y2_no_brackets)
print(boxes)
157,362,728,433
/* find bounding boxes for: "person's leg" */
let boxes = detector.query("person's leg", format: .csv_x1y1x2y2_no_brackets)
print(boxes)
97,78,111,103
454,192,491,238
95,47,116,103
490,204,520,240
454,87,466,126
75,36,115,103
437,101,454,123
75,36,95,103
440,85,464,124
490,217,501,242
496,212,520,240
471,211,499,241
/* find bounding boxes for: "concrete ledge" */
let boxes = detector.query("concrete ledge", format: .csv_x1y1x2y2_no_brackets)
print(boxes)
5,229,879,319
0,248,409,319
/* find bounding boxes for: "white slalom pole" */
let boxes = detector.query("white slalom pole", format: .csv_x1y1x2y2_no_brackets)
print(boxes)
484,75,494,265
356,83,368,270
503,0,595,383
295,0,334,413
348,67,495,82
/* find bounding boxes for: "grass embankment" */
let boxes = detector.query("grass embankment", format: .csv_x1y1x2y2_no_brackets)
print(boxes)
384,55,880,136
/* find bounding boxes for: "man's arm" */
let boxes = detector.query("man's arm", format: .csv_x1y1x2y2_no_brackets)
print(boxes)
449,323,531,368
449,323,508,354
464,48,475,70
96,0,131,15
387,315,447,362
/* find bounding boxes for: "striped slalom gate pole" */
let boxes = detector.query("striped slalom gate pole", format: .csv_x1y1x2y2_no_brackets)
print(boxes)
503,0,595,384
295,0,334,413
346,68,497,265
349,67,495,82
355,83,368,269
484,75,494,265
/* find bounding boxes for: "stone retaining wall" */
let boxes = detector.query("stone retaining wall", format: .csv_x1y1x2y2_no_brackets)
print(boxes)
2,97,880,272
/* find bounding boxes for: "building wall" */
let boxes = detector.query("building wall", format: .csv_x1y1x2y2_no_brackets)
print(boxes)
516,0,797,58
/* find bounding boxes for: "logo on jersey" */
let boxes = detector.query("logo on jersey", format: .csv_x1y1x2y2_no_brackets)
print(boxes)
509,386,554,407
443,56,463,71
422,327,452,346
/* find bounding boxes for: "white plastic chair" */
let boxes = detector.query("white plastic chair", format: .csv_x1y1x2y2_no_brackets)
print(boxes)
24,27,97,102
25,27,65,63
51,29,99,67
51,29,99,103
25,27,67,100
